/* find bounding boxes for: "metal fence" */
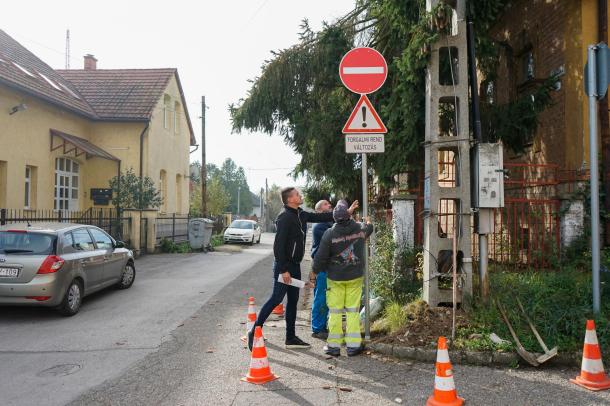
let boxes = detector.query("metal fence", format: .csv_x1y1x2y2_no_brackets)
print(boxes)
155,214,190,246
0,208,132,247
376,163,587,269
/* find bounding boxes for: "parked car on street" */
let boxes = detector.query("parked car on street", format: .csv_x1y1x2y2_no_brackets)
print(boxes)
0,223,135,316
223,220,261,245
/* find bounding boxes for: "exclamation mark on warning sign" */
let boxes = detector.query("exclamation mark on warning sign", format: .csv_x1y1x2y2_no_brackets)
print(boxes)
361,106,367,128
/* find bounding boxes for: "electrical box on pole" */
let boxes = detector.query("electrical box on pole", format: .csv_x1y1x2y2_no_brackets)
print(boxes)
475,143,504,209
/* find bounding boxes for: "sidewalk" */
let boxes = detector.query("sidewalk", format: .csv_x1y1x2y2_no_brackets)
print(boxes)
70,248,610,406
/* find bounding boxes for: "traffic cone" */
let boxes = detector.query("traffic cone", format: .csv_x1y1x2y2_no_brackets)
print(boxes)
426,336,464,406
570,320,610,391
272,303,285,316
241,326,278,384
241,297,257,343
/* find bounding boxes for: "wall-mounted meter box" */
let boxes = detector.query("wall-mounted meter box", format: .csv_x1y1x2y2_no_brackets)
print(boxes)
476,143,504,208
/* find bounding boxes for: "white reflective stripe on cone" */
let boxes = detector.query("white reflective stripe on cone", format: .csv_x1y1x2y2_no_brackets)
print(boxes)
246,321,254,330
434,375,456,391
250,357,270,369
582,357,606,373
585,329,599,345
253,337,265,348
436,349,450,364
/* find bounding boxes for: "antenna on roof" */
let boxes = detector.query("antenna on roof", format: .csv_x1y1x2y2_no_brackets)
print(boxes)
65,29,70,69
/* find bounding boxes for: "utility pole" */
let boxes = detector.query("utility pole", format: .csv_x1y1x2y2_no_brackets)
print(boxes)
265,178,269,231
587,46,602,314
65,29,70,69
598,0,610,246
201,96,207,218
237,186,241,216
260,187,264,224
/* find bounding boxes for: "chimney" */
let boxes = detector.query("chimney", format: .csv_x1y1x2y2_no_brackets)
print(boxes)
84,54,97,70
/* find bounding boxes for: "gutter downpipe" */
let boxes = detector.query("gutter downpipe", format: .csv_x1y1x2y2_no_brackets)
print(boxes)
139,121,150,253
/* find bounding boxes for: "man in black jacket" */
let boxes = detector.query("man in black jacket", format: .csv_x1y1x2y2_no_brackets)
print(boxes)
248,187,357,350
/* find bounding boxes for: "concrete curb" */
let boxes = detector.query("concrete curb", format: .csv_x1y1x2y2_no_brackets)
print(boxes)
368,342,583,368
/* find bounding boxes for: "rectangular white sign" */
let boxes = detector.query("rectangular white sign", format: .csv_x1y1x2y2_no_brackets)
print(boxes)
345,134,385,153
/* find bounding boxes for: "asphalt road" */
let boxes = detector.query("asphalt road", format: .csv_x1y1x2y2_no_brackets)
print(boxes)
3,232,610,405
0,235,273,406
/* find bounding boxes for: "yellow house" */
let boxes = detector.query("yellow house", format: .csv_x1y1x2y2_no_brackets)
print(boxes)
0,29,196,215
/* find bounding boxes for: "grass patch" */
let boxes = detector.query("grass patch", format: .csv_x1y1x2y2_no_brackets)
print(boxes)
383,302,409,333
159,239,191,253
463,267,610,354
211,234,224,247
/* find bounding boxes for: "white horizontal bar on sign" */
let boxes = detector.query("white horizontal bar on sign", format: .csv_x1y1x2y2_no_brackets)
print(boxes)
342,67,385,74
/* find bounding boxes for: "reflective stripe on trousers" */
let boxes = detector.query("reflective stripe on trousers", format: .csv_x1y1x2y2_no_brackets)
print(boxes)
326,277,363,347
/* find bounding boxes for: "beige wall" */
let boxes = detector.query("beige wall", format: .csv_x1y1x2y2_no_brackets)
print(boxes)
0,73,193,215
145,76,191,215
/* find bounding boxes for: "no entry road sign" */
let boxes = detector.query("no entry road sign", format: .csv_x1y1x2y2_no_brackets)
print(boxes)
339,47,388,94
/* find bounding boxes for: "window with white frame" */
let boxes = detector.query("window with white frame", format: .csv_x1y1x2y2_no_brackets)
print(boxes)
24,166,31,208
54,158,79,212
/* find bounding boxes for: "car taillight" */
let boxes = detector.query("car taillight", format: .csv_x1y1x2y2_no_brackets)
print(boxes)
25,296,51,301
37,255,65,274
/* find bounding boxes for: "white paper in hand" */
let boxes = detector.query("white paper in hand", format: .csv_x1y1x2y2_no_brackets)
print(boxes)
277,274,306,289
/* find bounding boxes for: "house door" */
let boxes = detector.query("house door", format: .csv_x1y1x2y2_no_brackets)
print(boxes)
54,158,79,212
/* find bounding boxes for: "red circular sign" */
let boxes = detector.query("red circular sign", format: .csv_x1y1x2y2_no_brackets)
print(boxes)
339,47,388,94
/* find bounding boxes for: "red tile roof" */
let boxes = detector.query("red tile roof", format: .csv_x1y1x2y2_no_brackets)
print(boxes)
0,29,196,145
0,29,96,118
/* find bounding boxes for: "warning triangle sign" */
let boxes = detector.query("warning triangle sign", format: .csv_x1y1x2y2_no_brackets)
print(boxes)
342,95,387,134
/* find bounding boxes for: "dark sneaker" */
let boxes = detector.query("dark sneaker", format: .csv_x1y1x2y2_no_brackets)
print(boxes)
311,330,329,340
323,345,340,357
346,344,365,357
285,336,311,349
247,329,254,352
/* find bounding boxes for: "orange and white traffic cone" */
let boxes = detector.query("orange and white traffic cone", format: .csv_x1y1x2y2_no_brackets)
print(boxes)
570,320,610,391
241,326,278,384
241,297,257,343
272,303,284,316
426,336,464,406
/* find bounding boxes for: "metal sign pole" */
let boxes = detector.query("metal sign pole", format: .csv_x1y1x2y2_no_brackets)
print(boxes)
362,152,371,341
588,45,601,314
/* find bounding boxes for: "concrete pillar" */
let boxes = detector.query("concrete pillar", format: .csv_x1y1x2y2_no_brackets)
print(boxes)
423,0,472,307
122,209,141,257
140,209,158,254
560,198,585,248
391,196,416,250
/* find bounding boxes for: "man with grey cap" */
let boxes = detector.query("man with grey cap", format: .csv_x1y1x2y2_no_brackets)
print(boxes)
312,199,373,356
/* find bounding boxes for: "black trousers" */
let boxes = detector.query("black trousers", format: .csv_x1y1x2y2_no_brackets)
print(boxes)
254,261,301,339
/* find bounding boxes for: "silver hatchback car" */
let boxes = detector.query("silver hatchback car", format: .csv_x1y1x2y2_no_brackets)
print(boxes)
0,223,135,316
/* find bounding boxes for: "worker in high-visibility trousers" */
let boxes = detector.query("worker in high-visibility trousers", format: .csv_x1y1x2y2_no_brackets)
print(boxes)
311,200,373,357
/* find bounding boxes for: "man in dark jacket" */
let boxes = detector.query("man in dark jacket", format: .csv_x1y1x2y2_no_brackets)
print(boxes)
312,200,373,356
309,200,333,339
248,187,357,350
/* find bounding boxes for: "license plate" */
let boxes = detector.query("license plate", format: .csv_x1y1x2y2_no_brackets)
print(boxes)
0,267,19,278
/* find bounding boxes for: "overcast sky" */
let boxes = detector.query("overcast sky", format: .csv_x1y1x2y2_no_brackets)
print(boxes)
2,0,355,193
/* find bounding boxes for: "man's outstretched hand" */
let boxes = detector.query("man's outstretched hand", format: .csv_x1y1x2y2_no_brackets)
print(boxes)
348,200,359,215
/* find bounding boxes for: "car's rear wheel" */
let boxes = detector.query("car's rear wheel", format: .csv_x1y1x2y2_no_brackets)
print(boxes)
116,262,136,290
57,279,83,317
